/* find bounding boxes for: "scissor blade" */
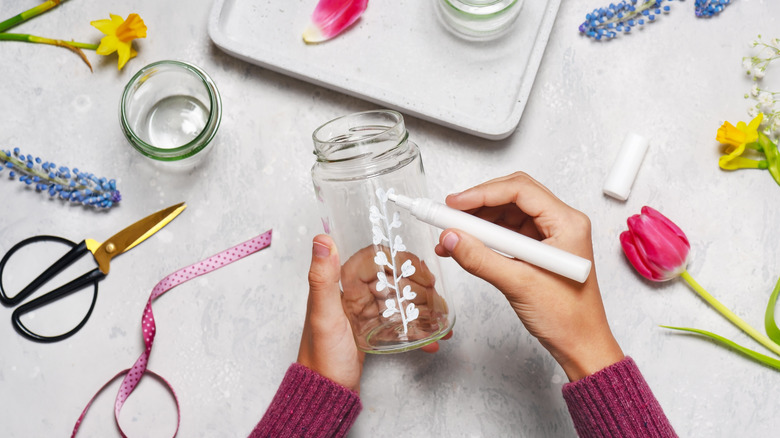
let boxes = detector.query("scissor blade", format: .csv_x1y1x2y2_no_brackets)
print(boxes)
92,202,186,273
121,202,187,252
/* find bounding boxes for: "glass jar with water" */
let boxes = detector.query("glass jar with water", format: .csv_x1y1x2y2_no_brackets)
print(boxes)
120,60,222,166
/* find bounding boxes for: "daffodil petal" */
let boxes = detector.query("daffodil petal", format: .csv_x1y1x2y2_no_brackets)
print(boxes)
718,155,764,170
116,42,132,70
91,14,124,35
90,18,117,34
723,143,745,156
95,35,119,55
747,113,764,131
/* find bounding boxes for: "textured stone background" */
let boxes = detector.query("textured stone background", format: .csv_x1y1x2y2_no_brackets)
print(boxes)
1,0,779,436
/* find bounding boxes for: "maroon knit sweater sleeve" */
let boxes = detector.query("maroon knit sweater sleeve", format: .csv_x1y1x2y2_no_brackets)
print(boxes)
562,356,677,438
248,363,362,438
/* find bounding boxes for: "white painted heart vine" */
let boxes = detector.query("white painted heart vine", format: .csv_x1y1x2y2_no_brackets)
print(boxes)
370,187,419,334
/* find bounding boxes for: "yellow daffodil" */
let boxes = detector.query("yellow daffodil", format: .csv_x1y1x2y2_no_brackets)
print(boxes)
91,13,147,70
717,113,764,170
716,113,763,151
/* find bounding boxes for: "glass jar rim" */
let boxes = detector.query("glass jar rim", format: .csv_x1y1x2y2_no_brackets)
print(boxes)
439,0,520,18
120,60,222,161
312,109,408,163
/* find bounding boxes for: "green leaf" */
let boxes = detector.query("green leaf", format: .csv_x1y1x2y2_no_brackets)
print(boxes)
766,277,780,344
661,325,780,371
758,132,780,186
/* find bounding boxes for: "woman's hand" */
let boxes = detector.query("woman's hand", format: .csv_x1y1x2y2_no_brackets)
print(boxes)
297,235,449,394
435,172,624,381
297,235,365,393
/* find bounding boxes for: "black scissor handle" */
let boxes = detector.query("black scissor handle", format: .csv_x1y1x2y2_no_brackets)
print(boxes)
0,235,90,306
12,268,104,343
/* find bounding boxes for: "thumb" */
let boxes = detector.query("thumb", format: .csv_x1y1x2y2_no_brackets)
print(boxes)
439,229,524,292
307,235,343,318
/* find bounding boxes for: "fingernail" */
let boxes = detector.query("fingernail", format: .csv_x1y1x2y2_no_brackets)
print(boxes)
446,192,462,202
313,241,331,258
442,231,459,253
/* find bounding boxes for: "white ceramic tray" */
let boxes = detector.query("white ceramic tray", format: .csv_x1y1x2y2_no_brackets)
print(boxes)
208,0,560,140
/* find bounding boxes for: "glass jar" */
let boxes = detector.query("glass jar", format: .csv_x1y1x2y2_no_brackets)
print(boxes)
120,60,222,167
435,0,524,41
311,110,455,353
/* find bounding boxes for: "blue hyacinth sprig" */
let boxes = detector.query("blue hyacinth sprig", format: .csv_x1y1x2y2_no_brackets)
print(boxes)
1,147,121,208
579,0,674,41
694,0,730,18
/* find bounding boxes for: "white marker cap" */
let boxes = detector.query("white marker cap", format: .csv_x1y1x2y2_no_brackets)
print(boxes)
603,132,649,201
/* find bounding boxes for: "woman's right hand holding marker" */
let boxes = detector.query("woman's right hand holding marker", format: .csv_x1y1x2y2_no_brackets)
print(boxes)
434,172,625,381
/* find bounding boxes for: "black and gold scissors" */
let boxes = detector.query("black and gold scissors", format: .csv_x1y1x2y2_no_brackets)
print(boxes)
0,202,186,342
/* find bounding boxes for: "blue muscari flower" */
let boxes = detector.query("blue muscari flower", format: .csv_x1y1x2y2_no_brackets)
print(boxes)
579,0,727,40
695,0,730,17
0,147,121,209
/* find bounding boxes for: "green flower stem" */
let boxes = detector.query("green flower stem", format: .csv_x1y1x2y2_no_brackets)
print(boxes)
0,33,97,50
0,33,94,70
0,0,65,33
681,270,780,356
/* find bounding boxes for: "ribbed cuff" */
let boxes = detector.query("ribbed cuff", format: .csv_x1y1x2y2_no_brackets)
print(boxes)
249,363,362,438
562,356,677,438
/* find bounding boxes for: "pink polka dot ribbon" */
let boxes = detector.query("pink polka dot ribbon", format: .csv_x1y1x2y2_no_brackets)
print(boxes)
72,230,273,437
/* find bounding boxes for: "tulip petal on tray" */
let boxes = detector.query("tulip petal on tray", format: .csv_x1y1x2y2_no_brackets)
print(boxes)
303,0,369,44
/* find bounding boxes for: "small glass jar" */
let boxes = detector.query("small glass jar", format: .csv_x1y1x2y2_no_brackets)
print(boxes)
120,60,222,166
311,110,455,354
435,0,524,41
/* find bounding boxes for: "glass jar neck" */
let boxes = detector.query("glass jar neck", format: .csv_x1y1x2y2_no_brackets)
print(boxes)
313,110,410,166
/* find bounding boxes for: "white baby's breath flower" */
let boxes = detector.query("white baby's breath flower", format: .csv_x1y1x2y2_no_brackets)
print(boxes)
754,69,766,79
748,106,759,117
759,92,774,108
751,84,760,97
743,58,753,73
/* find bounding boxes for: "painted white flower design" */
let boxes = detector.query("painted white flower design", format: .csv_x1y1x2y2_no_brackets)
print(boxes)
370,187,419,334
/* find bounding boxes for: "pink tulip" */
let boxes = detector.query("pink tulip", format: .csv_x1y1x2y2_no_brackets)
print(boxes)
303,0,369,44
619,206,690,281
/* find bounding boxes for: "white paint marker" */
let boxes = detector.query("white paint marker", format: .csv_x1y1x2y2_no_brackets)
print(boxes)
387,193,592,283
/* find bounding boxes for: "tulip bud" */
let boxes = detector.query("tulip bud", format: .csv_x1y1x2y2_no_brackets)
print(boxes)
620,206,690,281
